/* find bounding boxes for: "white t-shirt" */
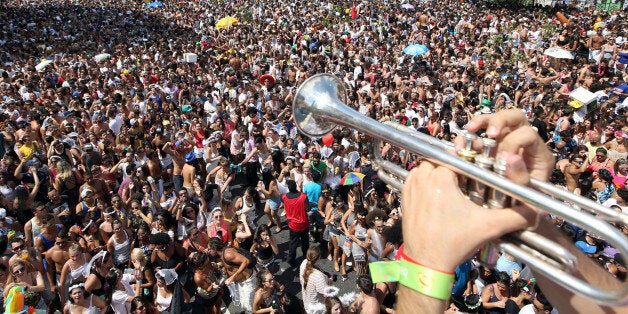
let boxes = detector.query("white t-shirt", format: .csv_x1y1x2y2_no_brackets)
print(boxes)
110,274,135,314
109,113,124,136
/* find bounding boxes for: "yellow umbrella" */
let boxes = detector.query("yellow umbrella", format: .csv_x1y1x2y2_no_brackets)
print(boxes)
215,17,238,29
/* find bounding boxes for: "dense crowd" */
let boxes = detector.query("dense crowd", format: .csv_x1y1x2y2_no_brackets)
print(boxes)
0,0,627,312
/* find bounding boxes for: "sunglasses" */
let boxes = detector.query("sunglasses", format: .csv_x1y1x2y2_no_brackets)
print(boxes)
56,241,67,246
12,267,25,276
12,244,24,252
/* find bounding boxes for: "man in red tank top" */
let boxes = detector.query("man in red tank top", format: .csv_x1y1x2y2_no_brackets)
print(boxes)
282,180,309,267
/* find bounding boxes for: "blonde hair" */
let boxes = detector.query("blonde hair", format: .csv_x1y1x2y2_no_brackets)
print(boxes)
56,160,73,181
303,246,321,289
6,260,27,286
68,243,82,254
131,248,147,266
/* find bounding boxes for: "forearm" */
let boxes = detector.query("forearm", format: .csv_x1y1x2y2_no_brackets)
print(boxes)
229,263,248,281
396,286,446,314
46,267,56,291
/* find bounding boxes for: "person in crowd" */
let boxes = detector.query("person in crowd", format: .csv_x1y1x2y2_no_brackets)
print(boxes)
282,180,309,267
106,267,142,314
206,207,232,245
130,296,157,314
234,217,254,251
258,170,282,234
44,228,71,300
481,271,512,313
84,250,115,299
154,268,190,313
250,224,279,274
207,236,256,313
107,219,132,270
130,248,155,301
325,296,348,314
189,252,223,314
252,269,286,314
325,195,348,277
349,275,380,314
347,208,369,276
234,186,258,230
58,244,90,303
63,283,107,314
299,246,331,313
3,260,46,309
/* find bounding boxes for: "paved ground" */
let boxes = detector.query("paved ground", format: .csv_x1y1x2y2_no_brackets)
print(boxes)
224,207,360,313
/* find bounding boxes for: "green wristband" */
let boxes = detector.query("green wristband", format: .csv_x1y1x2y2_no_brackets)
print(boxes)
370,260,455,300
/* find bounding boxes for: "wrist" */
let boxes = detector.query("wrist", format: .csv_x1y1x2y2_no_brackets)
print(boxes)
397,244,457,274
397,285,446,313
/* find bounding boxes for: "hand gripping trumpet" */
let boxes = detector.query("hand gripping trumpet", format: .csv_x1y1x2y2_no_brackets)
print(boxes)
292,73,628,305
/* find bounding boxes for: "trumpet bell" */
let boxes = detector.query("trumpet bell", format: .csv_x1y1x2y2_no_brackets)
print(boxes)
293,74,347,137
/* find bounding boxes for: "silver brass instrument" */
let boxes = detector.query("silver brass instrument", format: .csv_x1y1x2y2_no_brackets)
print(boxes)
293,73,628,305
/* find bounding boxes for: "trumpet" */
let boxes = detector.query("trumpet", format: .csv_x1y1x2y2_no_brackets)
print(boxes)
292,73,628,305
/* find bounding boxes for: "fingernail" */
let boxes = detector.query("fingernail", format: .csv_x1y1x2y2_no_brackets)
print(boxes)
486,126,498,137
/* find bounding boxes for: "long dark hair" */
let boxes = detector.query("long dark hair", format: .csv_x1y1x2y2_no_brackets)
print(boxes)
254,224,271,244
261,169,275,190
105,268,122,306
131,297,153,313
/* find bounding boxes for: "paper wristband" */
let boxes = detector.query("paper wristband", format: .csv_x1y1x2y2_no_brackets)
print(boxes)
369,260,455,300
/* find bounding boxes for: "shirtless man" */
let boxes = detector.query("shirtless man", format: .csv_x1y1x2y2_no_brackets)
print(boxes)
350,275,380,314
287,66,297,86
419,12,429,31
182,153,197,193
563,155,590,192
89,114,110,137
146,150,164,196
207,237,256,312
162,140,192,193
588,28,605,61
44,230,71,296
80,166,110,203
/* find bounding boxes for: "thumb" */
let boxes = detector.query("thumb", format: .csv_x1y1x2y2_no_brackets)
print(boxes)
472,204,539,241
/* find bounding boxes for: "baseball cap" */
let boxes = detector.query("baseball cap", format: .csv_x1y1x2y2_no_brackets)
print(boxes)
184,151,196,163
81,188,93,198
26,159,40,167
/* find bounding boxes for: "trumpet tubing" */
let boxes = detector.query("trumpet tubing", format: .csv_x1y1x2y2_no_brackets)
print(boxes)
293,73,628,305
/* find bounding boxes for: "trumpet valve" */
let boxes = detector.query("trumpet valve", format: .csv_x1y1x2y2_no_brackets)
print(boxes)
457,131,478,162
488,158,512,209
468,139,495,206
